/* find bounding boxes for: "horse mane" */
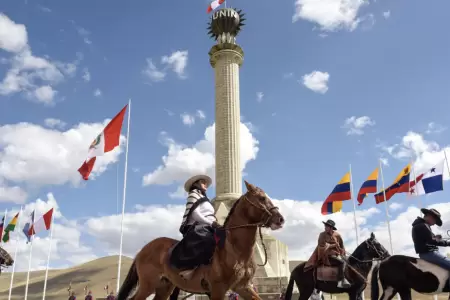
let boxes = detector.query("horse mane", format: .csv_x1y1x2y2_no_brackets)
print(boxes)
348,240,366,265
223,197,242,226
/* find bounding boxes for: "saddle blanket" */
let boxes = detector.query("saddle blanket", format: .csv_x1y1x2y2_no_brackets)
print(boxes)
317,266,340,282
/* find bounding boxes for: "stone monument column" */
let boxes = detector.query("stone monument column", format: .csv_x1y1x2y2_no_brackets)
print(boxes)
208,8,246,221
209,44,243,204
207,9,290,299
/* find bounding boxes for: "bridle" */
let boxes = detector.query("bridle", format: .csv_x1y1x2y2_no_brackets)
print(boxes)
346,239,389,264
223,193,280,266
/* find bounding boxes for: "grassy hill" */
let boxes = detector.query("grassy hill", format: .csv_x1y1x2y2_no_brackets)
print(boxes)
0,255,133,300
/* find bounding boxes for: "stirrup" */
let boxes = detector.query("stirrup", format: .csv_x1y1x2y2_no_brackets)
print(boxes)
337,279,351,288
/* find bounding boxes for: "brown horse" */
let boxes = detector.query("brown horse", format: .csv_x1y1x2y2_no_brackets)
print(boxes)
0,246,14,275
117,181,285,300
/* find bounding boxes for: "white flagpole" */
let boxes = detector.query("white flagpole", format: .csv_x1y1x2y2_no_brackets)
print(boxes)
379,159,394,254
349,164,359,245
117,164,120,214
410,162,422,212
42,210,55,300
443,149,450,180
24,225,35,300
349,164,364,300
8,206,23,300
117,99,131,293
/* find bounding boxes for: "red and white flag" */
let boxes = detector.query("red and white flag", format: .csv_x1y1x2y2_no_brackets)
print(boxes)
207,0,225,13
78,105,127,180
28,208,53,236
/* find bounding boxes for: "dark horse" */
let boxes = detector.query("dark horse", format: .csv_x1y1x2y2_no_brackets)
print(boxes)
371,253,450,300
0,246,14,274
285,233,389,300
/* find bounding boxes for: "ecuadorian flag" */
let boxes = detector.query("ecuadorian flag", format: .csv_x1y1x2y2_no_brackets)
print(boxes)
374,164,411,204
357,168,378,205
321,172,352,215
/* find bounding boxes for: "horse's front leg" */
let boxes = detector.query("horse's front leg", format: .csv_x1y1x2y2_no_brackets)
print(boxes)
234,286,262,300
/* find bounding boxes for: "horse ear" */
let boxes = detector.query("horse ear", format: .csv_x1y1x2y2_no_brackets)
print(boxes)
244,180,255,192
370,232,375,240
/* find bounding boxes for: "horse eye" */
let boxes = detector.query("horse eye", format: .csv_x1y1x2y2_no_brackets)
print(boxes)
259,196,265,202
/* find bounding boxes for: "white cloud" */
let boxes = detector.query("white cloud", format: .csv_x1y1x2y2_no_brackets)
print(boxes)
44,118,67,129
0,14,28,53
292,0,367,32
0,120,124,190
84,194,450,263
256,92,264,102
302,71,330,93
142,59,166,82
196,110,206,120
161,50,188,79
0,178,27,203
142,123,259,196
383,11,391,19
94,88,102,97
142,50,189,83
426,122,446,135
180,110,206,126
342,116,375,135
32,85,57,105
380,131,450,179
181,113,195,126
82,68,91,82
0,14,80,104
2,193,97,272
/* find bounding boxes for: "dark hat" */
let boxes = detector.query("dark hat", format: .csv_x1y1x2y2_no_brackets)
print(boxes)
322,219,337,230
421,208,443,227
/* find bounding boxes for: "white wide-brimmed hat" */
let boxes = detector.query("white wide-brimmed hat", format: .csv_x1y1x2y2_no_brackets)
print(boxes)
184,174,212,192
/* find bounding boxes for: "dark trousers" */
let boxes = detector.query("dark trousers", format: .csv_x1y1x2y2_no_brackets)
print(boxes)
170,223,216,270
329,256,345,280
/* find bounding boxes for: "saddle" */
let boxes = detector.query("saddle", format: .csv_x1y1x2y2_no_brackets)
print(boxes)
315,259,350,283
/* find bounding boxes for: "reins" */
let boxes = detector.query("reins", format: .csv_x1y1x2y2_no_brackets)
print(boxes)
222,194,279,266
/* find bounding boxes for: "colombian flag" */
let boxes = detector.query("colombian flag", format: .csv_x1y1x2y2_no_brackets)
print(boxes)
321,172,352,215
357,168,378,205
374,164,411,204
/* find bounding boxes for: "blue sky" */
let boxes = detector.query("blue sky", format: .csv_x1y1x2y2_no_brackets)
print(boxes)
1,0,450,272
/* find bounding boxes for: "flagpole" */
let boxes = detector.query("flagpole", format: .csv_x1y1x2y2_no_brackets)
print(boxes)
411,162,422,213
349,164,359,245
443,150,450,180
117,163,120,214
379,159,394,254
24,229,34,300
117,99,131,293
8,206,22,300
42,211,55,300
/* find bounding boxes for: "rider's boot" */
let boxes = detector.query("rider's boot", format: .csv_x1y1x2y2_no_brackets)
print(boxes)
336,261,351,288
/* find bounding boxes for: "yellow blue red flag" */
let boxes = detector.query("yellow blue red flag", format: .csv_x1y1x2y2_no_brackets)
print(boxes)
357,168,378,205
374,164,411,204
321,172,352,215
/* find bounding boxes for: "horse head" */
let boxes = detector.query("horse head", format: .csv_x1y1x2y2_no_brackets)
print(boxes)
0,247,14,267
241,180,285,230
358,232,390,261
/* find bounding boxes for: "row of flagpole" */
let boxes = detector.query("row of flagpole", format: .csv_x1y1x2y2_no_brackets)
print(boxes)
1,100,131,299
347,152,450,271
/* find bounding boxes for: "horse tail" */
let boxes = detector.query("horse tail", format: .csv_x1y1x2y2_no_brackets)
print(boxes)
370,263,380,300
169,287,181,300
117,260,138,300
284,271,296,300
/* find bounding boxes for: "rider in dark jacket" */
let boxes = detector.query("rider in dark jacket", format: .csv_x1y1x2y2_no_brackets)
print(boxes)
412,208,450,271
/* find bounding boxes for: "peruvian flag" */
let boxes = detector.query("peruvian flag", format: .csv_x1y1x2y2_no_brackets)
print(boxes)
78,105,127,180
207,0,225,13
28,208,53,236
